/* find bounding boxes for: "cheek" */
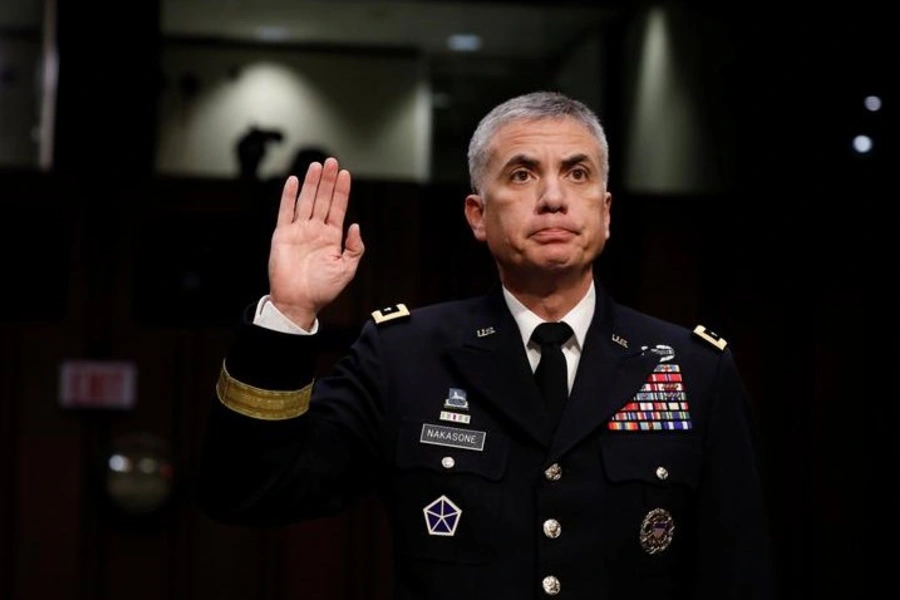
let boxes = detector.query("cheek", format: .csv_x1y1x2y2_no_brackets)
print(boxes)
486,209,515,234
585,211,609,244
483,215,521,253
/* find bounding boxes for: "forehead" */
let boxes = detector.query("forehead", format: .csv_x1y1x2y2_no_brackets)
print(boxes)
487,117,600,163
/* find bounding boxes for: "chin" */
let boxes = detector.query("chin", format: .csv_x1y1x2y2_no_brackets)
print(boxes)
528,258,579,274
536,249,581,268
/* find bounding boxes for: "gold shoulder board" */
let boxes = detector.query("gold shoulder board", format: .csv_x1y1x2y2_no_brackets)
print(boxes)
371,303,410,325
692,325,727,351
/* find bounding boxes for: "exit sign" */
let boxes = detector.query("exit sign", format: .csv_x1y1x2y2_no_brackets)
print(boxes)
59,360,138,410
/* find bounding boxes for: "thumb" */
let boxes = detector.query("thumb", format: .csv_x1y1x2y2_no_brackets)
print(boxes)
344,223,365,260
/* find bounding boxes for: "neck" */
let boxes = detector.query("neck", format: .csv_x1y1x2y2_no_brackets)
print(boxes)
501,267,593,321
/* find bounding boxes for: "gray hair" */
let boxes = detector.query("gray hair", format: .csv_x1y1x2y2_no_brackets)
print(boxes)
467,91,609,194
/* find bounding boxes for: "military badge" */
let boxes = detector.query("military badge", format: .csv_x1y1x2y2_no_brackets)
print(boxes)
371,303,410,324
439,410,471,425
641,344,675,362
639,508,675,554
423,495,462,536
444,387,469,410
692,324,727,351
608,362,692,431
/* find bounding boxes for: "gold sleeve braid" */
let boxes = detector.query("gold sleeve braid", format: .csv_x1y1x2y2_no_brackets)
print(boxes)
216,362,313,420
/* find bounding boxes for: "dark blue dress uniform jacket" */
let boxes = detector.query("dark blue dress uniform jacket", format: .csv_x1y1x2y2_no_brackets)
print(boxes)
197,283,774,599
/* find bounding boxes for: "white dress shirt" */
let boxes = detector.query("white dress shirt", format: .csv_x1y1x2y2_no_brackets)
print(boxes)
502,282,595,395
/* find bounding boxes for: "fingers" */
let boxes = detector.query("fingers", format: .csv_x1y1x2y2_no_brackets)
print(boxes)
294,161,323,221
277,176,299,227
344,223,365,260
326,168,352,227
292,158,349,225
311,158,340,222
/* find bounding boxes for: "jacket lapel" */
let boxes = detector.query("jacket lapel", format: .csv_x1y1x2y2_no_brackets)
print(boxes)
445,288,554,449
549,290,660,460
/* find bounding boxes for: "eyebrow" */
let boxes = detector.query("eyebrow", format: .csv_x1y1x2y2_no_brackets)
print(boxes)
561,153,591,170
502,153,593,173
502,154,539,172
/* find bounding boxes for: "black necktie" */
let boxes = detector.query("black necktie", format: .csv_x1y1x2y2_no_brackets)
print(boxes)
531,322,573,426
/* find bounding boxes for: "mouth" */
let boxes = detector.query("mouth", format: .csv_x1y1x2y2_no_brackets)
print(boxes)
531,227,576,243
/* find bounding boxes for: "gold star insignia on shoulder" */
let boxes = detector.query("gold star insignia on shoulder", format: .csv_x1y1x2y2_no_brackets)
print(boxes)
371,303,410,325
692,325,727,351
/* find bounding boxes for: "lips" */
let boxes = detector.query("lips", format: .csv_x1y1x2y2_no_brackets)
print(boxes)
531,226,575,242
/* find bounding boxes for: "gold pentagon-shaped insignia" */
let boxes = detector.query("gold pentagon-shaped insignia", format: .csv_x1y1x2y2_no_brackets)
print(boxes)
371,303,410,325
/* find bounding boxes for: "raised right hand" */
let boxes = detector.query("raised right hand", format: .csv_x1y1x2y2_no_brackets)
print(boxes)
268,157,364,330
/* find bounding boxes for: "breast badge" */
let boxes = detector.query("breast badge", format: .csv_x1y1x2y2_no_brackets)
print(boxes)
439,387,471,423
423,495,462,536
641,343,675,362
444,387,469,410
639,508,675,554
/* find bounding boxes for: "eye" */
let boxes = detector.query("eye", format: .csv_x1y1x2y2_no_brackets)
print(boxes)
510,169,532,183
569,167,589,181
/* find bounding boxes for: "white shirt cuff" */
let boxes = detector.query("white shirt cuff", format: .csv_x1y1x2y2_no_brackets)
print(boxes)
253,295,318,335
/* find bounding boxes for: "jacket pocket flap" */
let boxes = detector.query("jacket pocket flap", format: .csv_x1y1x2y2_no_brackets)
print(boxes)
600,435,700,487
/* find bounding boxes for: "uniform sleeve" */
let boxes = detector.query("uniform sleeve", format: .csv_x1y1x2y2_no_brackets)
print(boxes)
692,349,775,599
195,312,386,526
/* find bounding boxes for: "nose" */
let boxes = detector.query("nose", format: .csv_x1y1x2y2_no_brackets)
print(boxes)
537,176,567,213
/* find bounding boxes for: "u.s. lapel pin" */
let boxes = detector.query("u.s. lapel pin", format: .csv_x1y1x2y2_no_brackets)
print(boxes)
612,333,628,348
476,326,496,338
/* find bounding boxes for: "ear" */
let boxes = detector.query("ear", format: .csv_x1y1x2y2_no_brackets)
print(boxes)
602,191,612,241
464,194,487,242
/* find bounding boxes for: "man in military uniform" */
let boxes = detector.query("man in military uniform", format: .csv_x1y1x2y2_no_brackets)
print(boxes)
198,92,773,599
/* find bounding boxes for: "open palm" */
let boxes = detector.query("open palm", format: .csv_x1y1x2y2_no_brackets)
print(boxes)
268,158,364,329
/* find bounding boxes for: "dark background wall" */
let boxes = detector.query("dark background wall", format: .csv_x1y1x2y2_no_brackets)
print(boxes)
0,1,883,598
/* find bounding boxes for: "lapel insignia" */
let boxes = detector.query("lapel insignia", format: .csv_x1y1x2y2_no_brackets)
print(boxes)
371,303,410,324
476,326,496,338
444,387,469,410
424,495,462,536
611,333,628,348
608,361,692,431
639,508,675,554
692,324,727,351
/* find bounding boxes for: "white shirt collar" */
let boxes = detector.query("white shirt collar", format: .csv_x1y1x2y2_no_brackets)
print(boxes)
502,281,595,351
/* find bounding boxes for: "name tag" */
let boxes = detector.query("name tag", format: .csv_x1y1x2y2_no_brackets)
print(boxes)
420,423,485,452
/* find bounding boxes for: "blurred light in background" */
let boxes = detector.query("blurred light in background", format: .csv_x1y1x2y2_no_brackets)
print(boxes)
863,95,881,112
446,33,482,52
852,134,872,154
